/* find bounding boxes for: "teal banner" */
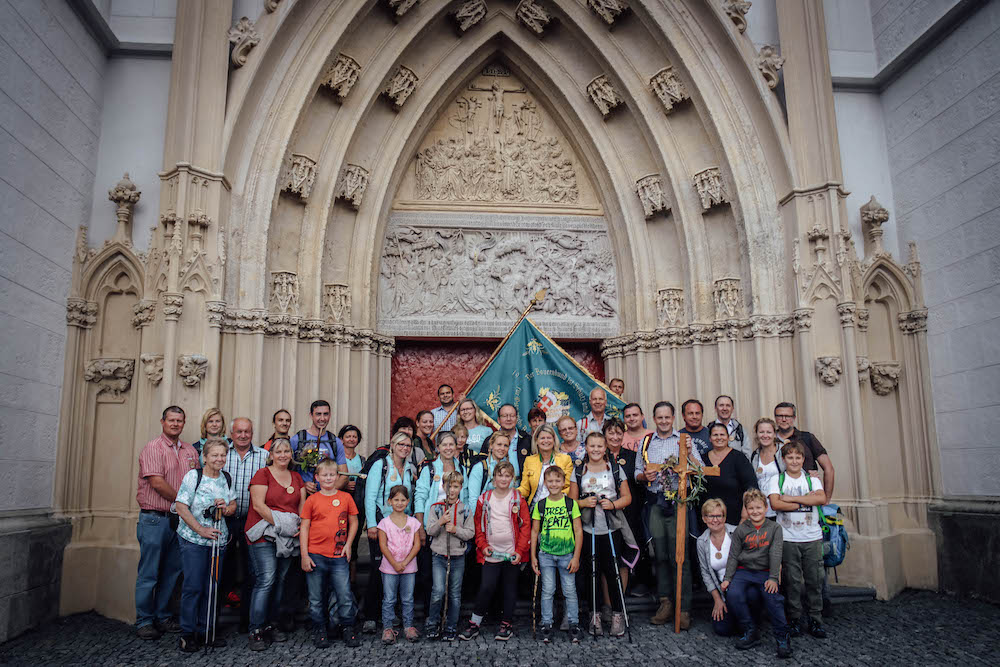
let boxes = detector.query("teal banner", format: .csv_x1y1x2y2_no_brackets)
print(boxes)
467,318,625,431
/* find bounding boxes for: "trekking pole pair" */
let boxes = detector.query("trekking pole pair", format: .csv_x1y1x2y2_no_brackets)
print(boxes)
204,506,223,654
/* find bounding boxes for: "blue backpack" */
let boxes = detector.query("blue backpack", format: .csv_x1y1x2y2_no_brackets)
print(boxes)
777,473,849,568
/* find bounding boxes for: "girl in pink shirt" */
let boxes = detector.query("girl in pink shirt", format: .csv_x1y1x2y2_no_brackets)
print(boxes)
377,485,422,643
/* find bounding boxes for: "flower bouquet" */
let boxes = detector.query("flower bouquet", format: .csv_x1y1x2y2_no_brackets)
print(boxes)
654,454,707,505
294,445,328,475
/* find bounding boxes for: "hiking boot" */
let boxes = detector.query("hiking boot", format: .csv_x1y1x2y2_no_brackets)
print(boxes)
313,629,330,648
589,611,603,636
610,612,626,637
442,629,458,642
362,620,377,634
381,628,396,644
735,626,761,650
405,627,420,642
822,597,835,618
329,624,344,641
458,620,480,641
136,624,161,641
569,624,582,643
540,624,552,643
178,633,199,653
807,618,828,639
776,632,793,659
156,618,182,634
678,611,691,630
495,621,513,641
346,626,361,648
248,628,268,651
788,617,803,638
266,624,288,643
424,625,441,640
650,596,673,625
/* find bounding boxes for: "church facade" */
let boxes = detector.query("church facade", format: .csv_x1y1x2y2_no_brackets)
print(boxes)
1,0,997,640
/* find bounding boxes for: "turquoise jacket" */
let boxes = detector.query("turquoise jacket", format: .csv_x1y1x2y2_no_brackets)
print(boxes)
363,456,416,529
414,457,469,518
467,454,519,503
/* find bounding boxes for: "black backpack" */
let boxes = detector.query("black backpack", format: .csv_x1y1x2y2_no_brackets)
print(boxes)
352,445,390,526
573,457,626,493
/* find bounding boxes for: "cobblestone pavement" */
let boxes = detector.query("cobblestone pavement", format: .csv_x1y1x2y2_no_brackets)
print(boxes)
1,590,997,666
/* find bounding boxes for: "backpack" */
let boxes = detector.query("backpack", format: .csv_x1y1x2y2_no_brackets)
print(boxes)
352,445,390,526
777,473,849,568
573,457,626,497
194,469,233,521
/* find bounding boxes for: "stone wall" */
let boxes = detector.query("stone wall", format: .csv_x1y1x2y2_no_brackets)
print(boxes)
871,0,963,68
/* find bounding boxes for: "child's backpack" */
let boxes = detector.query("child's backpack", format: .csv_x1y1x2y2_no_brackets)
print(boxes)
820,503,850,569
352,444,390,527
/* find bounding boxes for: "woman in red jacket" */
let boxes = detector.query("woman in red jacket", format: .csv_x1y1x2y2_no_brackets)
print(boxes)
458,461,529,642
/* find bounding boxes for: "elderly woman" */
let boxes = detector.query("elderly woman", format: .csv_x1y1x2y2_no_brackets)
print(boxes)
556,415,586,464
695,498,747,637
243,438,306,651
518,423,573,509
702,423,758,530
175,437,236,652
457,399,493,454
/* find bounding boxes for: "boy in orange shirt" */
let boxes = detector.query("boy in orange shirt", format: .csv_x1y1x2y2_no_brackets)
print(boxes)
300,459,360,648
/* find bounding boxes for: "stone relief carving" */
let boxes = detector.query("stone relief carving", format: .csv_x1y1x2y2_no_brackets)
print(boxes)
793,307,813,331
856,307,870,332
871,361,901,396
586,75,623,117
280,153,317,201
132,300,155,328
336,164,369,209
266,314,300,337
412,73,579,205
837,301,856,326
723,0,752,33
898,309,928,335
453,0,487,31
323,283,351,323
656,288,685,327
588,0,628,25
228,17,260,68
321,54,361,100
206,300,226,327
383,65,419,109
108,173,140,242
387,0,421,20
857,355,871,384
177,354,209,387
264,0,282,12
140,354,164,386
815,356,842,386
757,45,784,89
635,174,668,219
860,195,890,259
223,309,268,333
713,278,742,320
269,271,299,315
84,359,135,400
516,0,551,35
163,292,184,320
649,67,688,113
67,298,98,329
694,167,727,210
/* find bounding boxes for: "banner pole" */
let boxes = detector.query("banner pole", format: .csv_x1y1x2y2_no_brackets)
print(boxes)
430,289,547,440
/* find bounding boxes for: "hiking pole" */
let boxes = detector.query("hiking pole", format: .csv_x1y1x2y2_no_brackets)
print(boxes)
589,497,598,640
606,530,632,642
531,569,539,639
204,506,223,654
441,507,452,636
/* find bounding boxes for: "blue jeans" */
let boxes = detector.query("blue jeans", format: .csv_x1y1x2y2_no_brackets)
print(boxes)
178,537,225,635
306,553,356,629
382,572,415,629
539,551,579,627
135,512,182,627
426,554,465,632
247,542,293,631
727,569,788,637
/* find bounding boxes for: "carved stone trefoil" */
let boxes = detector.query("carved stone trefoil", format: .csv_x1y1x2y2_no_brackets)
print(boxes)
649,67,688,113
177,354,209,388
757,44,784,89
815,356,843,386
860,195,890,259
723,0,752,33
656,288,685,328
516,0,551,35
323,283,352,323
387,0,421,20
586,75,623,117
321,54,361,101
871,361,901,396
635,174,668,219
713,278,742,320
694,167,727,210
84,359,135,400
453,0,487,32
383,65,419,109
108,172,140,243
280,153,317,201
67,298,98,329
336,164,370,210
588,0,628,25
140,354,164,386
228,17,260,68
269,271,299,315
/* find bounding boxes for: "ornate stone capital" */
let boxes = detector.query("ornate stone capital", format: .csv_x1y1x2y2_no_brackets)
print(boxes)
269,271,299,315
132,300,155,328
383,65,419,109
453,0,487,32
206,300,226,328
388,0,421,20
635,174,668,219
516,0,551,35
84,358,135,400
139,353,164,386
588,0,628,25
228,17,259,68
265,314,300,336
67,298,98,329
713,278,742,320
793,307,813,331
871,361,901,396
321,54,361,101
857,355,871,384
298,319,327,342
694,167,727,210
815,356,842,386
586,74,623,117
899,308,928,335
749,314,782,338
656,288,685,328
857,307,870,332
323,283,352,323
649,66,688,113
177,354,208,387
336,164,369,210
223,309,267,334
757,44,784,89
690,323,716,344
723,0,752,33
162,292,184,321
280,153,317,201
837,301,857,327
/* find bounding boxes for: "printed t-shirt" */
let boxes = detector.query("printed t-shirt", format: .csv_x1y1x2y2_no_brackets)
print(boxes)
244,467,305,544
766,473,824,543
301,490,358,557
531,496,581,556
175,469,234,547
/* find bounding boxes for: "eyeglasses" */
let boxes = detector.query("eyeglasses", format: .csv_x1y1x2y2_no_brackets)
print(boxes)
705,514,725,520
396,443,413,449
775,414,795,420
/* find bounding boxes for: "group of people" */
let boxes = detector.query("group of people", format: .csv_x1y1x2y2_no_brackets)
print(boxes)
134,380,837,659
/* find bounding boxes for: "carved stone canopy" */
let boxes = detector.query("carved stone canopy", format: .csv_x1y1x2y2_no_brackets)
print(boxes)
635,174,668,218
383,65,419,109
321,54,361,100
337,164,370,209
713,278,742,320
269,271,299,315
649,66,688,113
84,359,135,400
516,0,551,35
452,0,487,32
586,74,623,117
588,0,628,25
694,167,727,210
280,153,317,201
323,283,352,323
387,0,421,20
656,288,685,327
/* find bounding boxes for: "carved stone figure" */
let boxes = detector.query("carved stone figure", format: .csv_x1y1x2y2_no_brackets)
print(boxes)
177,354,209,388
84,359,135,399
649,67,688,113
321,54,361,100
723,0,752,33
713,278,742,320
757,44,784,89
337,164,369,209
635,174,667,218
140,354,164,386
323,283,351,323
383,65,419,109
588,0,628,25
280,153,317,201
656,288,685,327
453,0,487,32
694,167,727,210
815,356,843,386
387,0,420,20
270,271,299,315
586,75,622,117
228,17,259,68
516,0,551,35
871,361,902,396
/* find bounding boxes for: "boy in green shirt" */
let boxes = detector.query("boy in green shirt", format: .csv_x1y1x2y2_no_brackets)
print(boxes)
530,466,583,643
